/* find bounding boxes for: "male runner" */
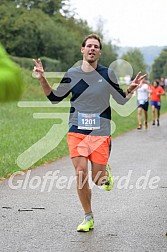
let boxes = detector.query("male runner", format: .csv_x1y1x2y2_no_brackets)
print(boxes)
136,78,150,129
33,34,146,232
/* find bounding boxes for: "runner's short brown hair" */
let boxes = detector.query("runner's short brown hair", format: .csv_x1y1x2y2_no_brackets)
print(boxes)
82,34,102,49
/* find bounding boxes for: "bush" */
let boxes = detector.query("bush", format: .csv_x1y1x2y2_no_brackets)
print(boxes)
11,56,33,70
40,56,61,72
11,55,61,71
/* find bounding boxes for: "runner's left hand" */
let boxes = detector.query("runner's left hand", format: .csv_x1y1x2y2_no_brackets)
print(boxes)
127,72,147,93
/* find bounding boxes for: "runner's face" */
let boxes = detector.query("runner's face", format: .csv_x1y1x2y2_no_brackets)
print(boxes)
153,81,158,87
81,39,101,63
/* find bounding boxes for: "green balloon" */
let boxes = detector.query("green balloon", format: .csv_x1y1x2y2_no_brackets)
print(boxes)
0,44,24,102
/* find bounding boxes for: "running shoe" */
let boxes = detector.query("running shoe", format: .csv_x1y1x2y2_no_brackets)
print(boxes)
103,164,114,191
157,120,160,126
145,121,148,129
137,124,142,130
77,217,94,232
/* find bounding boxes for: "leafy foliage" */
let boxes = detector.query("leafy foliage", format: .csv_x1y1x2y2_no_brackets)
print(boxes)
151,48,167,80
121,49,147,79
0,0,117,71
99,42,117,67
4,0,68,15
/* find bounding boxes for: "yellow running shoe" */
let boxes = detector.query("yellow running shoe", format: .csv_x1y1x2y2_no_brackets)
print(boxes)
77,217,94,232
103,164,114,191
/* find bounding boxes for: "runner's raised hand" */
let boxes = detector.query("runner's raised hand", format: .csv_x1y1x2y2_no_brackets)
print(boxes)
33,58,44,79
127,72,147,94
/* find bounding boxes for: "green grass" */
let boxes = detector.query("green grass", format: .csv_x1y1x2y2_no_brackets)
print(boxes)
0,69,167,179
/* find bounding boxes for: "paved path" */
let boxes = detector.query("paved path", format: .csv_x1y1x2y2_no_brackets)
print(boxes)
0,115,167,252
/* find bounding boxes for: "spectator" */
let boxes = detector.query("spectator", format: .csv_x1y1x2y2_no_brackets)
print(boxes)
159,77,165,90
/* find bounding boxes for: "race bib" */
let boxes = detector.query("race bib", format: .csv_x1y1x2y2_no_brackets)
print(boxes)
78,113,100,130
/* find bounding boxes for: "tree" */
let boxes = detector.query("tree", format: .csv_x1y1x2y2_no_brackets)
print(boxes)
162,63,167,78
39,21,82,70
0,7,50,58
99,42,117,67
122,49,147,79
151,48,167,80
0,2,25,51
0,0,120,71
8,0,70,16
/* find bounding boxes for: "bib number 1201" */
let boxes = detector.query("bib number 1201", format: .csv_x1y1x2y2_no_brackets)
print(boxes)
82,118,96,125
78,113,100,130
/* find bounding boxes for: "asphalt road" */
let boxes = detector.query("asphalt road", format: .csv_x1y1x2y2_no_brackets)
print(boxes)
0,115,167,252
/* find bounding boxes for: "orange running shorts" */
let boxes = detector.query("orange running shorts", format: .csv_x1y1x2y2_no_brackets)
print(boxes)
67,132,111,165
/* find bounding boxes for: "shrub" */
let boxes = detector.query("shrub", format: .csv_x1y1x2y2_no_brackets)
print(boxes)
11,55,61,71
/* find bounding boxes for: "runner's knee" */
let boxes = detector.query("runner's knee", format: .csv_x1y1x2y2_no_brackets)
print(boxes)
92,170,106,186
75,166,88,179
